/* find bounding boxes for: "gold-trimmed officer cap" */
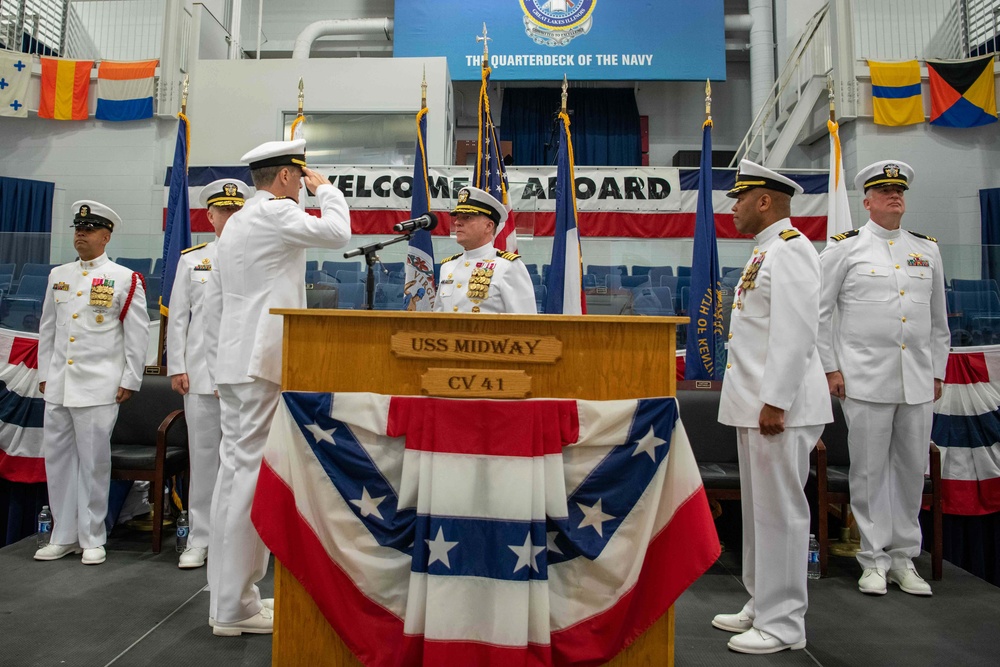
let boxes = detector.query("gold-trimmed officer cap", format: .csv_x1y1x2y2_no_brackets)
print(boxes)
240,138,307,171
450,186,508,229
71,200,121,232
727,159,805,198
854,160,913,193
199,178,250,208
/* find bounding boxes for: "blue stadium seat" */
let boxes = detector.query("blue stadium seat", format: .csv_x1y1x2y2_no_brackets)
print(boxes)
337,283,367,309
380,261,405,275
723,266,743,275
632,286,674,316
621,275,649,289
524,263,539,275
323,261,362,277
679,286,690,315
151,258,164,276
659,275,679,294
649,267,674,286
583,274,598,289
374,283,405,310
677,265,691,278
0,263,15,276
632,265,666,278
534,285,547,313
586,264,627,278
116,257,152,275
144,276,162,307
336,270,363,284
952,279,1000,298
15,275,47,299
306,270,335,285
306,260,318,273
19,263,55,281
530,274,542,286
605,274,623,290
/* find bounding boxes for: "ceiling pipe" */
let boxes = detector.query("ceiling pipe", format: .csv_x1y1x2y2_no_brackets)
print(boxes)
292,18,394,59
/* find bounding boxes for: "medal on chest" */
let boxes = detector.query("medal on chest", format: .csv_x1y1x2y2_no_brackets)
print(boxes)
466,261,496,308
735,251,766,310
89,277,115,311
907,253,929,268
194,257,212,271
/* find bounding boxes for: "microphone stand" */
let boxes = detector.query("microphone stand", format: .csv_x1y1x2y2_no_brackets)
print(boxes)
343,231,413,310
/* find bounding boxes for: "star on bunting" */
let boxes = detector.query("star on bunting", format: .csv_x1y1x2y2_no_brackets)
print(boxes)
509,533,545,573
425,527,459,568
305,423,336,444
546,531,564,555
576,499,614,537
350,487,387,521
632,425,667,462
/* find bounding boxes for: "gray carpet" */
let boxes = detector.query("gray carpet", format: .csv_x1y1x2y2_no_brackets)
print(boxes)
1,528,996,666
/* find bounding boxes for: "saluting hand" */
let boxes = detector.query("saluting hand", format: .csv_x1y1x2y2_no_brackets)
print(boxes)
302,167,330,193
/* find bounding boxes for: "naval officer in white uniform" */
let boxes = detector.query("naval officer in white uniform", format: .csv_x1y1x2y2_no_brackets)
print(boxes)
818,160,949,596
203,139,351,636
167,178,249,570
715,161,832,655
34,201,150,566
434,186,536,315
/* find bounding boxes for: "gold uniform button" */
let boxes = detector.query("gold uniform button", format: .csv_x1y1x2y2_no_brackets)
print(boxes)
889,241,894,246
726,363,732,369
902,317,907,322
452,306,458,312
448,273,453,279
69,337,75,342
457,284,462,288
900,290,905,295
728,333,733,340
895,264,900,269
901,344,907,350
76,291,82,296
753,248,759,255
72,313,78,319
465,262,470,267
67,359,74,365
82,271,88,276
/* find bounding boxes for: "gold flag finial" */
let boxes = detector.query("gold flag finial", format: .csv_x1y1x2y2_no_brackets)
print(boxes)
827,75,836,121
704,79,712,121
421,65,427,109
181,74,189,115
561,74,568,113
297,77,304,116
476,22,491,63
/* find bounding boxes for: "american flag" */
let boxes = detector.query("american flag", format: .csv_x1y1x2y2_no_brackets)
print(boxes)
474,58,516,252
252,391,720,667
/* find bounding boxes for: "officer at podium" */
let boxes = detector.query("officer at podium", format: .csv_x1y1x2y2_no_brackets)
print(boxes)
434,186,536,315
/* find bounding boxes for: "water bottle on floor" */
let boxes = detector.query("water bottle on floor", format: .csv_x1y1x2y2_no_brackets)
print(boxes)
37,505,53,548
808,534,821,580
175,511,189,553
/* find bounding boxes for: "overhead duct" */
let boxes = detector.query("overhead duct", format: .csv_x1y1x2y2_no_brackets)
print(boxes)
292,18,394,59
748,0,775,127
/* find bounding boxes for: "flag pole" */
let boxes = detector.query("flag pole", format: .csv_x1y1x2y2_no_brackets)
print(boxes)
421,65,427,110
705,78,712,123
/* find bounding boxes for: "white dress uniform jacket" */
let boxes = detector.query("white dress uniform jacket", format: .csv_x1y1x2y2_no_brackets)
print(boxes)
817,220,950,403
207,184,351,386
37,254,149,406
433,243,537,314
719,222,831,427
166,242,217,394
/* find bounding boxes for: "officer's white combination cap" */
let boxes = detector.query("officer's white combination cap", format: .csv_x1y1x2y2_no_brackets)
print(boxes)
854,160,914,192
241,138,307,171
727,159,804,198
451,185,509,229
199,178,251,208
72,200,121,232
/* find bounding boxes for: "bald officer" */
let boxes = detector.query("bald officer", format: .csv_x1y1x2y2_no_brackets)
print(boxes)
715,161,831,655
434,186,536,314
203,139,351,636
34,201,150,566
818,161,948,597
167,178,249,570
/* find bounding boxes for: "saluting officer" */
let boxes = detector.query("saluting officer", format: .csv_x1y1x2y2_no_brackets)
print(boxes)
715,161,832,655
34,201,150,566
167,178,249,570
203,139,351,636
818,160,949,597
434,186,536,314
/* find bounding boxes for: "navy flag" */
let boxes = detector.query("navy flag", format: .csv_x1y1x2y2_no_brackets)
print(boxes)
474,56,516,252
160,112,191,317
545,111,585,315
684,119,723,380
403,107,436,311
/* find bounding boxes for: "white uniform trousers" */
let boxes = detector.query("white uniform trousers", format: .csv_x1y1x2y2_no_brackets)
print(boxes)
843,398,932,571
208,379,280,624
43,402,119,549
183,392,221,550
737,424,821,645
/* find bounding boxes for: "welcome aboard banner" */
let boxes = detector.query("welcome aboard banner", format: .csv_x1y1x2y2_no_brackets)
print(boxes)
166,166,830,241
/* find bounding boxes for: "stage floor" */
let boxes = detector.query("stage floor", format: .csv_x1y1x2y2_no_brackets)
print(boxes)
0,529,996,667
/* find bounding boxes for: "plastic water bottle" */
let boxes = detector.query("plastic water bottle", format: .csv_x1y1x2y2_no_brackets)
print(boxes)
807,534,821,580
37,505,53,548
175,511,189,553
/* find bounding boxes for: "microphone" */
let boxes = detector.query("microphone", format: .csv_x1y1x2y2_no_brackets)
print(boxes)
393,212,438,233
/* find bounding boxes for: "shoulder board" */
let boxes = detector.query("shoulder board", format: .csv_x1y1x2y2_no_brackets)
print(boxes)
268,196,290,201
442,253,463,263
496,250,521,261
180,242,208,255
779,229,801,241
908,230,938,243
830,229,860,242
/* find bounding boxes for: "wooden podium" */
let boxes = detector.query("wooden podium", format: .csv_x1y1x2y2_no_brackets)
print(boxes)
270,310,686,667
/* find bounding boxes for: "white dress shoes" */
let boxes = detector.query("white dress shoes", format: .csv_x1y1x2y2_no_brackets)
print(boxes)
711,610,754,633
888,566,933,596
33,543,82,561
82,546,106,565
212,606,274,637
858,567,887,595
727,628,806,655
178,547,208,569
209,600,275,630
